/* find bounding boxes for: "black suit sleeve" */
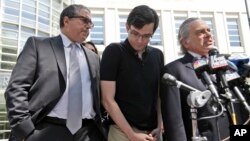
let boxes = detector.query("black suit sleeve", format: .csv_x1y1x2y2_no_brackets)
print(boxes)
4,37,37,139
160,64,187,141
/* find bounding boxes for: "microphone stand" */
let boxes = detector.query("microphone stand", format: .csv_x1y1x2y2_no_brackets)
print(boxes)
221,86,250,141
216,71,237,125
187,90,212,141
233,86,250,115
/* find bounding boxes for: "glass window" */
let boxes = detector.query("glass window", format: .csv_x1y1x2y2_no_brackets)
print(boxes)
4,0,20,8
1,29,18,39
150,26,162,46
20,26,35,43
2,22,18,30
1,45,17,54
229,36,240,41
22,11,36,20
52,0,61,9
38,2,49,12
2,38,18,46
38,23,50,32
38,16,49,25
22,0,36,7
22,4,36,13
21,26,35,34
20,33,31,42
4,7,19,16
0,62,16,70
1,54,17,62
2,13,19,23
90,15,104,45
174,17,187,41
52,9,60,35
119,15,127,41
227,18,241,47
174,16,187,55
40,0,50,5
38,31,49,37
21,18,36,27
38,10,50,18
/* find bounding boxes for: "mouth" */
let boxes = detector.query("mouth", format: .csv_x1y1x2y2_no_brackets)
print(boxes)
205,40,214,46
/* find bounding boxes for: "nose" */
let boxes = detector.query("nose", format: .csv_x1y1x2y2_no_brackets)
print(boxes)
136,35,144,42
85,24,92,29
205,31,212,38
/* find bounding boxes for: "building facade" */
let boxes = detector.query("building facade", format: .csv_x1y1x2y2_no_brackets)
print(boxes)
0,0,249,139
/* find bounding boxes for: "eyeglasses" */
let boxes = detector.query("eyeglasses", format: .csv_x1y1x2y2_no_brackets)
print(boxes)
69,16,94,28
129,29,152,41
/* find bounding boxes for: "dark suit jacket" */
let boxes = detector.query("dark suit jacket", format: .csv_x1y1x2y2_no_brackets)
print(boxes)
4,35,103,140
160,53,230,141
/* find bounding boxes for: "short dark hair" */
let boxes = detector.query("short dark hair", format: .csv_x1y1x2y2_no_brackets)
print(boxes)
82,41,98,54
60,4,90,28
178,17,199,54
127,5,159,33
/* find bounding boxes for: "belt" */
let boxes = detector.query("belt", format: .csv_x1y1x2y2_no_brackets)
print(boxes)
44,116,93,126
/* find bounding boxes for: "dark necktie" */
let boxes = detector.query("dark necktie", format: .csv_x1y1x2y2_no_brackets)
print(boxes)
66,43,82,134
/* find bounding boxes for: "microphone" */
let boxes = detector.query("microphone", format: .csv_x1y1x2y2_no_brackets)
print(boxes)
227,60,238,72
187,90,212,108
229,53,249,67
162,73,212,108
241,64,250,77
208,49,230,90
229,54,250,77
208,49,237,124
233,86,250,115
193,58,220,100
162,73,200,92
208,48,228,71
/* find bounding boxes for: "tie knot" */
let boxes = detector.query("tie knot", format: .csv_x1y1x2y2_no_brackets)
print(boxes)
70,43,77,48
70,43,79,55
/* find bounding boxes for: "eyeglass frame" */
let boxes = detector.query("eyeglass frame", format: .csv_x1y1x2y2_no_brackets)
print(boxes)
68,16,94,28
128,28,153,41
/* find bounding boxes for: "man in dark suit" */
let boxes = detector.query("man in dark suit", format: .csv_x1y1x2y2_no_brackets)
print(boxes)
160,18,230,141
4,4,105,141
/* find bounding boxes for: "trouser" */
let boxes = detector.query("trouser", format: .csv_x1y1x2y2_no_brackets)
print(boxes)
108,124,163,141
22,117,105,141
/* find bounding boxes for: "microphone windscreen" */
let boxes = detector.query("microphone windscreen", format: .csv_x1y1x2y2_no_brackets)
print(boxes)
162,73,177,86
208,48,219,56
192,58,209,78
229,54,249,67
227,60,238,72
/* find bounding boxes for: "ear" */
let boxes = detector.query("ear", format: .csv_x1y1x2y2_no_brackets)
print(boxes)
63,16,70,26
182,38,190,49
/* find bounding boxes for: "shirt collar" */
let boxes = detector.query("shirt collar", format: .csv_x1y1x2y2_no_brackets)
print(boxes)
124,38,149,56
60,33,81,48
188,51,203,59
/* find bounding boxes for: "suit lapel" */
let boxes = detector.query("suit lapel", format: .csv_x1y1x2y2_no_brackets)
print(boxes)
182,53,195,70
80,44,97,78
181,53,207,91
50,35,67,83
80,45,101,114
